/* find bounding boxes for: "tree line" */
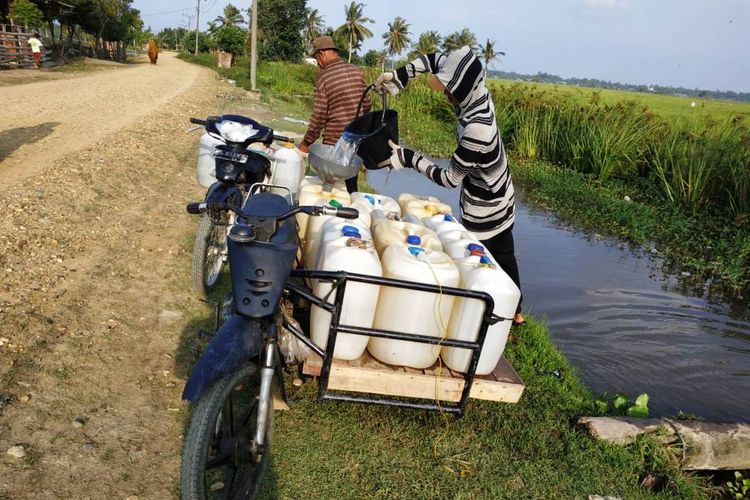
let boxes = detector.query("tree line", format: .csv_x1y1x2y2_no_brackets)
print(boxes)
155,0,501,74
3,0,146,61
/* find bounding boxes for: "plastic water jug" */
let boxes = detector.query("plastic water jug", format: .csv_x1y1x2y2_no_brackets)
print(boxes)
296,176,349,245
443,239,488,261
371,219,443,256
369,246,459,368
370,208,401,230
310,231,382,360
303,197,353,270
397,193,452,221
351,192,401,218
271,144,303,199
196,133,224,188
423,213,465,235
442,253,520,375
314,218,373,268
349,200,373,228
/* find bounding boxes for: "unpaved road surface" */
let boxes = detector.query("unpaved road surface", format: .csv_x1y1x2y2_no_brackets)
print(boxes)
0,53,284,498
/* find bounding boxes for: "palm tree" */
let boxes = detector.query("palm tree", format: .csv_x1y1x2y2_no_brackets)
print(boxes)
376,49,388,72
335,2,373,63
408,31,441,58
442,28,478,53
214,4,244,28
382,17,411,68
305,8,325,44
479,39,505,76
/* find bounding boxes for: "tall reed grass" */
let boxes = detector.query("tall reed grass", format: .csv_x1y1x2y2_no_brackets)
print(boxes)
477,82,750,216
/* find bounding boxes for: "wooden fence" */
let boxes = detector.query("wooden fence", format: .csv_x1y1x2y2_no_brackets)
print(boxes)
0,23,52,69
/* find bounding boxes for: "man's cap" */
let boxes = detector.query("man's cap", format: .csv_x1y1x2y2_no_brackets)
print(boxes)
309,36,337,56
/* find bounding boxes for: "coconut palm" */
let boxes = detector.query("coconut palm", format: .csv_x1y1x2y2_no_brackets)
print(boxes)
335,2,373,63
214,4,244,28
408,31,441,59
442,28,478,53
382,17,411,68
306,8,326,44
479,39,505,76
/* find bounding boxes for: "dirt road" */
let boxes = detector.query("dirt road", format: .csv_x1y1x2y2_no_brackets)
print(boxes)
0,53,282,498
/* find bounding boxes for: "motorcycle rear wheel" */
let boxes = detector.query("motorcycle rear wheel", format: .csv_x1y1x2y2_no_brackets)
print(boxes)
192,214,228,296
181,363,273,499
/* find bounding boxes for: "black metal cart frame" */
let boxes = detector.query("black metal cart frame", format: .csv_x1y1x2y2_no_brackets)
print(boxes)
283,269,504,417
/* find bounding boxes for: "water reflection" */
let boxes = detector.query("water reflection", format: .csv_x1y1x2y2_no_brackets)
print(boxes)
367,166,750,422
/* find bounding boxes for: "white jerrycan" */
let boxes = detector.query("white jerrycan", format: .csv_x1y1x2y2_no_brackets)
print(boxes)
310,228,381,360
271,144,303,199
368,246,459,369
196,133,224,188
442,253,520,375
371,219,443,256
351,192,401,218
296,176,349,248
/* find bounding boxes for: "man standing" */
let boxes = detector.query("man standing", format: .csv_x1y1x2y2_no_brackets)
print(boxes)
375,47,525,326
298,36,370,194
27,33,43,69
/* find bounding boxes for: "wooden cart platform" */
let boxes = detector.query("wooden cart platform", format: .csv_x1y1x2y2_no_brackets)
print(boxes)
303,351,524,404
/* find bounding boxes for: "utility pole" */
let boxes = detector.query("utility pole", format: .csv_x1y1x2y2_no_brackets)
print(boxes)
250,0,258,90
194,0,201,55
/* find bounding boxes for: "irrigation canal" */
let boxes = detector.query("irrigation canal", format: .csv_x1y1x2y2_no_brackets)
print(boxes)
367,166,750,422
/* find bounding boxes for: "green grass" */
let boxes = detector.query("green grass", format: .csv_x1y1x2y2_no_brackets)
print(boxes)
177,53,714,498
258,319,707,499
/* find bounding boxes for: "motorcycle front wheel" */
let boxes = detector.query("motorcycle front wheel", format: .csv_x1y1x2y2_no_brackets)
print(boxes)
192,214,228,296
181,363,273,499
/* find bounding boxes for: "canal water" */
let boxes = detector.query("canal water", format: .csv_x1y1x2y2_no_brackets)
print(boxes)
367,166,750,422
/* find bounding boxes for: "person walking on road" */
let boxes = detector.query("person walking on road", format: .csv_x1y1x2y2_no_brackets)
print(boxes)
298,36,371,194
27,33,43,69
375,46,525,326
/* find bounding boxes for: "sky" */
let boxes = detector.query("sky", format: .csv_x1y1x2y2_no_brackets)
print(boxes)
134,0,750,92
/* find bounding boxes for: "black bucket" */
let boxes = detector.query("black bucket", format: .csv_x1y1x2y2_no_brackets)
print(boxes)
345,84,398,170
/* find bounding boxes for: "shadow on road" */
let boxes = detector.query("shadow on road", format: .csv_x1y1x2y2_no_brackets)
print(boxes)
0,122,60,161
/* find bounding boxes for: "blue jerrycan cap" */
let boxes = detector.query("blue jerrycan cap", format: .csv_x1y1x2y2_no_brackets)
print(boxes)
364,194,375,205
480,255,493,265
408,246,425,256
342,226,361,238
406,235,422,245
467,243,485,253
444,214,455,222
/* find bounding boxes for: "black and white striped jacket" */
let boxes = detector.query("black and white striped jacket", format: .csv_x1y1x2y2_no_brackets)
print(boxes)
394,46,515,240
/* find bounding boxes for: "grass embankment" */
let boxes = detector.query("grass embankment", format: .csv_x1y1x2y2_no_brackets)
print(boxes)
178,52,712,498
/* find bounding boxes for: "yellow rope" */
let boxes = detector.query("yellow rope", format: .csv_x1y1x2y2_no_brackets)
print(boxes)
421,256,474,478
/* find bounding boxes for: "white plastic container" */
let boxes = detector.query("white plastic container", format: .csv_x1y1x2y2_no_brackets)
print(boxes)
315,218,373,268
296,176,349,245
422,213,465,235
397,193,452,221
349,200,373,229
443,239,487,261
271,144,303,199
351,192,401,218
196,132,224,188
369,246,459,368
303,196,353,270
442,254,520,375
311,232,382,360
371,219,443,256
370,208,401,230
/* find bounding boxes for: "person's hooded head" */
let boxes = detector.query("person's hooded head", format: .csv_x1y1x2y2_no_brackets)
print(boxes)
424,46,488,119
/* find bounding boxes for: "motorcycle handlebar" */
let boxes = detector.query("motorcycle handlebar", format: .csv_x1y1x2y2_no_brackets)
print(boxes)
186,202,359,221
189,118,207,126
273,134,293,144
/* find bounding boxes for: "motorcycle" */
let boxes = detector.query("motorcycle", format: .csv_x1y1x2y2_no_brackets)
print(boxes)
189,115,293,296
180,197,359,499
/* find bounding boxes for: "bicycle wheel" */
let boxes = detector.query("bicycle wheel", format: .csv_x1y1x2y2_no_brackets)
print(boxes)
192,214,228,295
181,363,273,499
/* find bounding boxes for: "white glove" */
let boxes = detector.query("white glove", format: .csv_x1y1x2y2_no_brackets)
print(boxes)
388,140,412,171
374,71,404,96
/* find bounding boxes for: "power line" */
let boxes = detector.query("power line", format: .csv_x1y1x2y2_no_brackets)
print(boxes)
142,7,194,18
